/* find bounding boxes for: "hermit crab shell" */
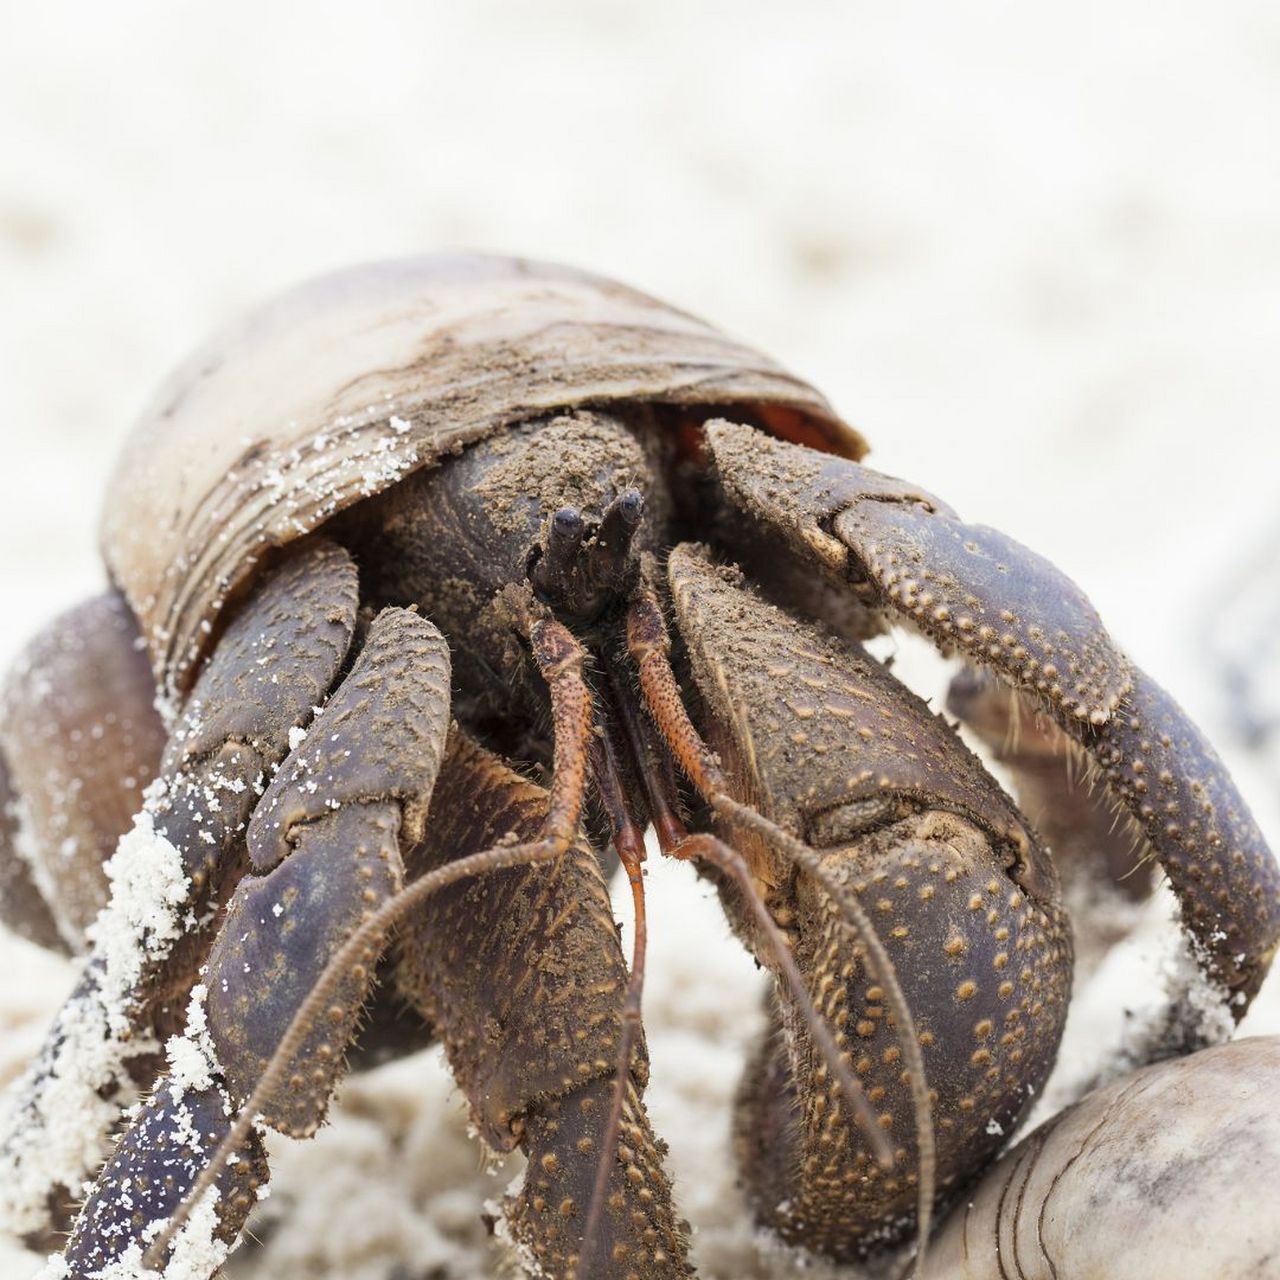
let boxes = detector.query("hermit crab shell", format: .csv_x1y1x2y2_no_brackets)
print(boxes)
101,254,864,702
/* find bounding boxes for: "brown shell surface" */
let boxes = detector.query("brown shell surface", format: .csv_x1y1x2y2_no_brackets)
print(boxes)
101,254,863,698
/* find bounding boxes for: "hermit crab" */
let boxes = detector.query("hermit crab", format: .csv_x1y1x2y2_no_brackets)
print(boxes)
0,255,1277,1280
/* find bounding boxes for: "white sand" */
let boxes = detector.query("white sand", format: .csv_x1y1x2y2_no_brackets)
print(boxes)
2,3,1279,1276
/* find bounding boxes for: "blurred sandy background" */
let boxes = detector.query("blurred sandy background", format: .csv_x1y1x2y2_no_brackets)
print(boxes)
2,3,1279,1277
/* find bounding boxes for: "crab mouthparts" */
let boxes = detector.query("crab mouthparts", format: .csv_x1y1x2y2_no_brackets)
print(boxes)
529,487,646,619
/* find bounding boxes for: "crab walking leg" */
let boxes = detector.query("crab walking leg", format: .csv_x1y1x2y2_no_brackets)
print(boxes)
55,1084,270,1280
706,420,1280,1016
636,545,1071,1261
0,591,167,953
57,605,452,1277
923,1036,1280,1280
0,542,359,1246
395,733,691,1280
578,714,655,1280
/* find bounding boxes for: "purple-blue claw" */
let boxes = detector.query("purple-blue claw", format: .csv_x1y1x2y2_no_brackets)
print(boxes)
60,1076,267,1279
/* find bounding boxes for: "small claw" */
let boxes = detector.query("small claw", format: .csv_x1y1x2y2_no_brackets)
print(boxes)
209,608,451,1133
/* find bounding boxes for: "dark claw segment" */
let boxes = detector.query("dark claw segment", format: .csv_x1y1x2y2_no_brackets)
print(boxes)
206,799,404,1136
705,418,1132,727
163,539,359,774
705,417,943,576
209,608,451,1136
1083,668,1280,1007
154,540,360,886
61,1080,267,1279
246,607,452,872
830,502,1131,725
507,1077,691,1280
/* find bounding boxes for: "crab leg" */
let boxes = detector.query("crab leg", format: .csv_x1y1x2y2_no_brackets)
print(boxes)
706,420,1280,1017
0,753,64,953
641,543,1071,1260
0,591,167,954
58,604,452,1277
395,732,690,1280
135,613,682,1280
578,706,654,1278
0,541,359,1247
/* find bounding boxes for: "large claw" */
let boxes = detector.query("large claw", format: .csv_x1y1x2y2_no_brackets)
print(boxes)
707,420,1280,1017
666,543,1071,1255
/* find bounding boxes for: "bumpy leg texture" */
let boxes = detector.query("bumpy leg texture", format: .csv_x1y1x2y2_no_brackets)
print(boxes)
0,542,358,1246
707,420,1280,1019
58,604,453,1277
664,544,1070,1257
61,1085,270,1279
396,733,691,1279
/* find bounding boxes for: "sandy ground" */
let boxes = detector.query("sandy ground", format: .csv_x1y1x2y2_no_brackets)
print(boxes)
2,2,1279,1276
